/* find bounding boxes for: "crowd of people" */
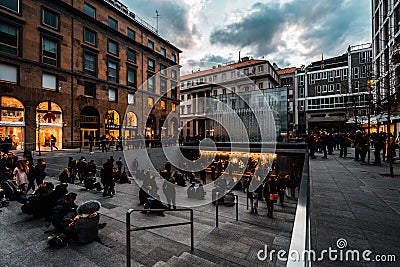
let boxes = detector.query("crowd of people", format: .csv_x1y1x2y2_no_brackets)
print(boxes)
0,150,107,247
305,130,399,164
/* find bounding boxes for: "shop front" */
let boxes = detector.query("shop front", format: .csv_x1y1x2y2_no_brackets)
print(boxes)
36,101,63,150
0,96,25,150
146,114,156,139
80,106,100,148
105,109,121,139
123,112,138,139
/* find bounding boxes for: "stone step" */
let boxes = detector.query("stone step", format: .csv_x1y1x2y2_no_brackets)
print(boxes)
179,252,218,267
152,260,168,267
165,255,183,266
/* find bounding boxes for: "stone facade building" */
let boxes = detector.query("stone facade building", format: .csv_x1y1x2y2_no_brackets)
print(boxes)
0,0,181,150
295,44,372,135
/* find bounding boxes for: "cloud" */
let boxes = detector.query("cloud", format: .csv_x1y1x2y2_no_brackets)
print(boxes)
182,54,234,75
122,0,202,49
209,0,371,64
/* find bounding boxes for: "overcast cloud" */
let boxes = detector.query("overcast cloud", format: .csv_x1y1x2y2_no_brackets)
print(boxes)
122,0,371,70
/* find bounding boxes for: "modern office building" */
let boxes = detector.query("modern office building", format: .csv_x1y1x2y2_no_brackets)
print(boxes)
277,67,296,137
372,0,400,133
295,44,373,135
0,0,181,150
179,58,281,140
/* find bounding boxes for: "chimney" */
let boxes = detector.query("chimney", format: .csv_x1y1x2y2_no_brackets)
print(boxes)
212,66,216,69
272,63,279,70
241,57,250,62
217,64,222,68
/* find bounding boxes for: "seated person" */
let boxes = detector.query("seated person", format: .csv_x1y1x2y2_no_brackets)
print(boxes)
187,183,196,198
83,172,103,191
212,178,227,204
195,184,205,200
174,172,186,187
67,200,106,243
59,168,69,184
51,193,77,231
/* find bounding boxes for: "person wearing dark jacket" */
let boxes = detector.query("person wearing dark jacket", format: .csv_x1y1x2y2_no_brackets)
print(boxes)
35,159,46,186
44,184,68,222
263,175,277,218
276,175,286,206
101,159,114,197
77,157,88,183
163,177,176,209
66,200,106,243
26,160,36,193
51,193,77,231
59,168,69,184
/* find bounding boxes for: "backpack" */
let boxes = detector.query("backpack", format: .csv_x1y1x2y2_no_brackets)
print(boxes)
48,233,69,249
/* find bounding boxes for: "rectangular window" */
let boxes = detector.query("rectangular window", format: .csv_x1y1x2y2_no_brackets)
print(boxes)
317,85,322,94
171,53,176,62
299,75,304,86
0,0,19,12
148,58,155,71
258,65,264,72
128,93,135,105
258,82,263,89
187,94,191,100
127,28,135,40
342,68,348,80
316,73,321,80
353,81,359,91
353,67,359,79
42,37,58,66
84,81,96,97
0,63,17,83
187,105,191,114
108,88,117,102
335,69,340,77
42,73,57,90
222,88,226,95
148,40,154,50
160,78,167,95
83,51,97,76
108,17,118,30
336,83,341,93
171,82,177,99
84,28,96,46
84,2,95,18
160,64,167,75
322,85,327,93
172,103,176,111
108,39,118,55
127,48,136,63
329,84,335,92
222,73,226,80
213,75,217,82
160,100,166,110
127,67,136,87
160,47,166,57
148,97,154,107
213,90,217,96
42,8,59,30
107,61,118,83
328,71,334,82
322,72,327,79
171,69,177,80
0,21,18,55
147,74,155,93
181,95,185,101
231,71,235,78
244,68,249,75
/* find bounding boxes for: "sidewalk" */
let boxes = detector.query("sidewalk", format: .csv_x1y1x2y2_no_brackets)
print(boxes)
310,148,400,266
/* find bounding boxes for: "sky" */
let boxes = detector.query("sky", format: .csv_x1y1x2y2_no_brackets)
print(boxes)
121,0,372,75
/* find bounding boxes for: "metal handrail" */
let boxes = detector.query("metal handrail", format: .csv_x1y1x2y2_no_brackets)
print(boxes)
215,192,239,227
286,152,311,267
126,208,194,267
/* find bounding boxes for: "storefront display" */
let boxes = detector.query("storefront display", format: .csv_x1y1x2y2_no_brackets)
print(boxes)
36,101,63,150
0,96,25,150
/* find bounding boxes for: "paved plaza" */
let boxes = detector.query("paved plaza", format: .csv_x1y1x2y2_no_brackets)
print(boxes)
1,147,298,267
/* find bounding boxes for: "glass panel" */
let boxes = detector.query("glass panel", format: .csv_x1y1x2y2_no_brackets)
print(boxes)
84,2,95,18
42,73,56,89
43,9,58,28
0,0,19,12
84,29,96,45
0,63,17,83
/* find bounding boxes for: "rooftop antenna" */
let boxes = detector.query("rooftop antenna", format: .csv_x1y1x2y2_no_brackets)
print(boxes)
238,50,241,63
155,10,161,34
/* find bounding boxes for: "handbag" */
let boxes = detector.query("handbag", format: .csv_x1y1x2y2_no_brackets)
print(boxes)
269,193,278,201
48,233,69,249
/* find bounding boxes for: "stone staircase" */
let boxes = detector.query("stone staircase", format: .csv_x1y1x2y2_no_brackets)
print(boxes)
153,252,218,267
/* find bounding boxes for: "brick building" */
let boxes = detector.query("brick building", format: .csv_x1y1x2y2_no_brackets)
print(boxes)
0,0,181,150
277,67,296,137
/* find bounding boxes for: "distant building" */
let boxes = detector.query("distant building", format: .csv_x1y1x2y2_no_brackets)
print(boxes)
277,67,296,137
180,58,281,140
0,0,181,150
295,44,372,135
372,0,400,134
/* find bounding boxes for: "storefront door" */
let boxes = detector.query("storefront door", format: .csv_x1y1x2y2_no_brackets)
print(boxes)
81,129,98,148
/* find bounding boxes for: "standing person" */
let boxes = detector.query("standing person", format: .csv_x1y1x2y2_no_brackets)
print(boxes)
76,157,88,184
165,161,172,176
276,175,286,207
162,175,176,209
373,133,382,165
339,133,348,158
35,159,47,186
116,157,123,173
132,158,138,177
88,133,95,154
263,175,277,218
359,134,368,163
354,130,362,161
326,133,334,155
386,133,397,166
200,167,207,185
101,159,114,197
87,160,97,177
26,160,36,193
13,160,29,193
306,131,316,159
101,135,108,152
50,134,58,151
320,132,328,159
